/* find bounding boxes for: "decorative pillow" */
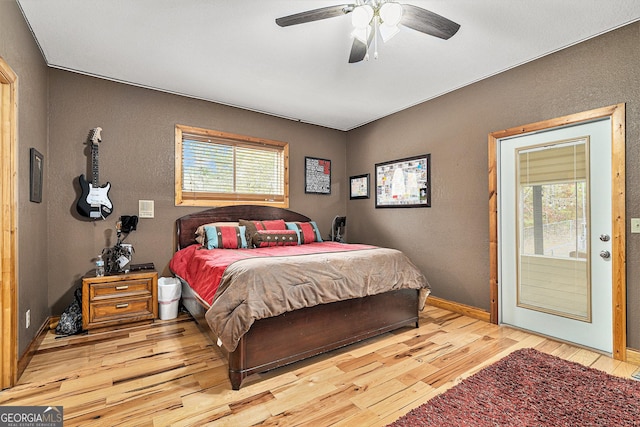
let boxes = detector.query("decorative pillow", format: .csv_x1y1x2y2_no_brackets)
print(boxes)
195,221,239,245
252,229,299,247
204,225,247,249
286,221,323,244
239,219,287,247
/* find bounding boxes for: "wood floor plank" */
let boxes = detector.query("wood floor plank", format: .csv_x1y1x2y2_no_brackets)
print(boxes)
350,378,407,408
330,361,383,388
367,380,433,419
0,309,635,426
590,354,622,372
351,356,423,390
334,409,384,427
260,384,362,427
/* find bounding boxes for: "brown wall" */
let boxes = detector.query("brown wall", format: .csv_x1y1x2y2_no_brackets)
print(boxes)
0,0,50,356
346,22,640,348
46,70,347,314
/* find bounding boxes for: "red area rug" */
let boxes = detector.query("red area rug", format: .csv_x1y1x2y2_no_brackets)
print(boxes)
388,348,640,426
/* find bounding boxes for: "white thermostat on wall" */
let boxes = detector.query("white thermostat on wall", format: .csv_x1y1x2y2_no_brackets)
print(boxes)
138,200,154,218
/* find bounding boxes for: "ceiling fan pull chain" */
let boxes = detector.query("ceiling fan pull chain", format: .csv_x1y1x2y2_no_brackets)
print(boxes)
374,16,379,59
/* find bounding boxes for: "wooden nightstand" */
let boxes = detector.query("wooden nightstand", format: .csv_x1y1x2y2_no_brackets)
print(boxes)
82,271,158,332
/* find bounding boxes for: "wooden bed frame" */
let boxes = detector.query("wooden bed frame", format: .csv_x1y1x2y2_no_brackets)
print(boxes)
175,205,420,390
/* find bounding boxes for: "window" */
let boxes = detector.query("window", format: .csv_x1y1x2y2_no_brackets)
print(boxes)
175,124,289,207
516,139,590,320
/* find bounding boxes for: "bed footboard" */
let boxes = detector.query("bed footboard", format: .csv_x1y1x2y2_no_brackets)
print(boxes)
182,283,419,389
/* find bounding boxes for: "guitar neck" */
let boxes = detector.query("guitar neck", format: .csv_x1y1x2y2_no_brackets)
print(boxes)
91,143,99,186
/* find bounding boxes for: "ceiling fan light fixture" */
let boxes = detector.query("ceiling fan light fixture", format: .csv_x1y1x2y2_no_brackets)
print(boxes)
351,26,371,44
379,2,403,27
352,4,374,28
379,22,400,43
275,2,460,64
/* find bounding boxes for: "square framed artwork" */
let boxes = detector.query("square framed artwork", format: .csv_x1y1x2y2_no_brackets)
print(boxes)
305,156,331,194
375,154,430,208
30,148,43,203
349,173,370,199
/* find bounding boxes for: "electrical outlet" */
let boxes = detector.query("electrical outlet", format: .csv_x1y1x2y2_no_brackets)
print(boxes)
632,218,640,234
26,309,30,329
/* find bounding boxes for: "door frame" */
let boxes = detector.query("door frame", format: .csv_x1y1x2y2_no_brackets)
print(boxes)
0,56,18,389
488,104,626,360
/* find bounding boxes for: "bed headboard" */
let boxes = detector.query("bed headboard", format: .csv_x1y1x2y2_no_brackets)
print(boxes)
175,205,312,250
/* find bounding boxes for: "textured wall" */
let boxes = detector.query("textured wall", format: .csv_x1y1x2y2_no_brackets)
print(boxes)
347,22,640,348
0,0,50,356
47,70,347,314
4,1,640,358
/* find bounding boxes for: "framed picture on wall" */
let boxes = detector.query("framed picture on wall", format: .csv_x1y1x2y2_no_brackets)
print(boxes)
349,173,370,199
30,148,43,203
375,154,430,208
305,156,331,194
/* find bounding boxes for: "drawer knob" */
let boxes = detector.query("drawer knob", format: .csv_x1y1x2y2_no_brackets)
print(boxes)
115,303,129,309
115,285,129,290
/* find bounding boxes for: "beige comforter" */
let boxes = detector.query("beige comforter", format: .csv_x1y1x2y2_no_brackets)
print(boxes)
205,247,429,352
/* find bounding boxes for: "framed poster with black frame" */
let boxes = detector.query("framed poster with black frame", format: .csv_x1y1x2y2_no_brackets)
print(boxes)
375,154,430,208
349,173,370,199
305,156,331,195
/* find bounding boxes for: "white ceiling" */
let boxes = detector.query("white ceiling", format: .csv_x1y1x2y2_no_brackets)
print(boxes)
17,0,640,131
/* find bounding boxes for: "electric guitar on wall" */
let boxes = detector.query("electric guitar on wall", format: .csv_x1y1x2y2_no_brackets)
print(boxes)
76,127,113,220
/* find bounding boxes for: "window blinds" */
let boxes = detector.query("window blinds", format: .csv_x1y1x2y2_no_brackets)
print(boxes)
181,133,285,200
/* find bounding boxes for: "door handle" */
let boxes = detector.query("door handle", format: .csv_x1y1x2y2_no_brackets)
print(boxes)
600,250,611,259
599,234,610,242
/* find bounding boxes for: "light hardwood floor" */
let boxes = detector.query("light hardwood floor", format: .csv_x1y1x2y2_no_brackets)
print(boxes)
0,305,637,426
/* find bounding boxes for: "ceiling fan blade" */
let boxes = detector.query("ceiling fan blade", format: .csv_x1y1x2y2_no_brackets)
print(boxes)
348,38,368,63
348,30,374,63
276,4,355,27
400,4,460,40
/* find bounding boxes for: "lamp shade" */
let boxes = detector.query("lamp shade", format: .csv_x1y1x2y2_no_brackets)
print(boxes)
379,23,400,42
352,26,371,44
379,2,403,26
352,4,374,28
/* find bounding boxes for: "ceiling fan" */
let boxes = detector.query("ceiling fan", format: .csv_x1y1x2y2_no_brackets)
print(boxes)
275,1,460,63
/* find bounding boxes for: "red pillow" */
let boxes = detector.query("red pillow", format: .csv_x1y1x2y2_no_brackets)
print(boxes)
254,219,286,230
204,225,248,249
287,221,322,244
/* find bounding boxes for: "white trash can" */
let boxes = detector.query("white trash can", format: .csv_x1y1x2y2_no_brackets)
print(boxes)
158,277,181,320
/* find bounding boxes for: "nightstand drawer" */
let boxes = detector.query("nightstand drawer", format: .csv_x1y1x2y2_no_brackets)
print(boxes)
89,297,154,324
90,278,153,300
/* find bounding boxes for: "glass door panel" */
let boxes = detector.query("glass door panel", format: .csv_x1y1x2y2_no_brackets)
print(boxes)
516,139,590,321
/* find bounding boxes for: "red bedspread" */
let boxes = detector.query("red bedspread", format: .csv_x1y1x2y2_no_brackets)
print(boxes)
169,241,375,305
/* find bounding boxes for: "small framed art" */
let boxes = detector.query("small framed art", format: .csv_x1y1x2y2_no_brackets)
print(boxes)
305,156,331,194
30,148,43,203
375,153,430,208
349,173,370,199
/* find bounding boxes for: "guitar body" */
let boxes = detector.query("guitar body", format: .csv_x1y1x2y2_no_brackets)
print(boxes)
75,127,113,220
77,174,112,219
